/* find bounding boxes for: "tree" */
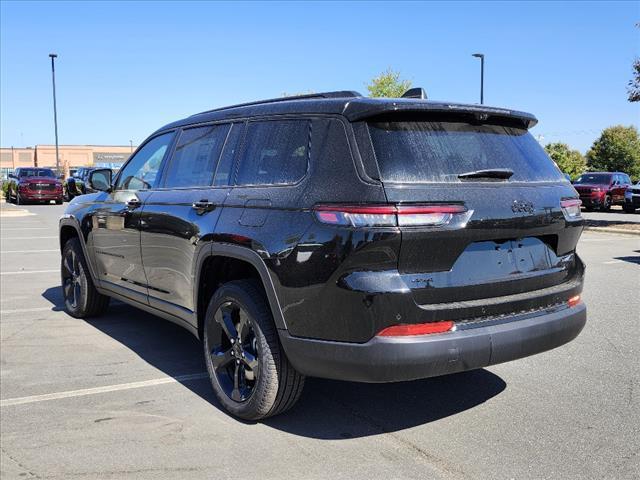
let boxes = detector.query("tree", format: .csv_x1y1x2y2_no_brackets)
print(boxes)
544,142,586,178
628,58,640,102
586,125,640,178
366,68,412,98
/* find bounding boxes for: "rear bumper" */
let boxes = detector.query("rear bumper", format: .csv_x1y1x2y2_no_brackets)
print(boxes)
280,302,586,383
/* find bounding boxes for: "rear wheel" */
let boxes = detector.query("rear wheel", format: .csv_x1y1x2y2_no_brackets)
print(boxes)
16,193,23,205
61,238,110,318
600,195,611,212
203,280,305,420
623,205,636,213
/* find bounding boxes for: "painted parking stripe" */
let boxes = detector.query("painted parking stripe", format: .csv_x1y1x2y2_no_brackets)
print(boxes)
0,373,209,407
0,269,59,275
0,236,58,240
0,228,51,231
1,307,54,314
1,249,59,253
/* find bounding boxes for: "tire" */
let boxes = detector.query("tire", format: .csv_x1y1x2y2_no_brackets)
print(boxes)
623,205,636,213
203,279,305,420
63,188,71,202
600,195,611,212
16,193,23,205
55,199,63,205
61,237,110,318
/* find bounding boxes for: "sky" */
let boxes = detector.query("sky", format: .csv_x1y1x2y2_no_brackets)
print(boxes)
1,1,638,153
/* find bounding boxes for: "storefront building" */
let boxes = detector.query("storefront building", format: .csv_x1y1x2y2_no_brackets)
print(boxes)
0,144,135,179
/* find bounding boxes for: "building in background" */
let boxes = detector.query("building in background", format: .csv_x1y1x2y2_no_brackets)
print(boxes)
0,144,135,179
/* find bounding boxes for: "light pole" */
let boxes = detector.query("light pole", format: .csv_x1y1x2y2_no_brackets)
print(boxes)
472,53,484,104
49,53,60,174
129,140,133,153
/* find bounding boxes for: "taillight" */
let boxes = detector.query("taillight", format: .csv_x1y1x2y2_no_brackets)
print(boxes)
561,198,582,221
568,295,581,308
313,204,469,228
377,321,455,337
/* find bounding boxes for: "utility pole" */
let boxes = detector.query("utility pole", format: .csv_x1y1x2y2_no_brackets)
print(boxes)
472,53,485,104
49,53,60,174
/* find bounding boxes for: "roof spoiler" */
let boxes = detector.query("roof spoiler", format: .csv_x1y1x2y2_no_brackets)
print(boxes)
401,88,427,99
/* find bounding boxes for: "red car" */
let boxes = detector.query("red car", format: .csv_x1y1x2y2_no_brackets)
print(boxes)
572,172,632,211
6,167,63,205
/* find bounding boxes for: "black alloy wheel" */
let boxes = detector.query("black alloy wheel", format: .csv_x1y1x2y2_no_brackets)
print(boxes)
207,301,260,402
62,247,85,311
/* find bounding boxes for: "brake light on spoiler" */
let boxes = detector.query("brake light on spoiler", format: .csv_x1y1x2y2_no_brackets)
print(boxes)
314,204,470,228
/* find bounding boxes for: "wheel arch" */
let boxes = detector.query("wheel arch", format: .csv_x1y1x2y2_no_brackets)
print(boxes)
195,244,287,340
59,218,100,286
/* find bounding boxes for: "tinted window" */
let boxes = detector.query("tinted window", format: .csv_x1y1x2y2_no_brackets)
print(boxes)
236,120,309,186
622,174,631,184
116,132,174,190
214,123,244,187
367,121,564,183
163,125,229,188
19,168,55,178
573,173,612,185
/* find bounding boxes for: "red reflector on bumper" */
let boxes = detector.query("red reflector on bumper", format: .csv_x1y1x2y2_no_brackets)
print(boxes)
568,295,581,308
377,321,455,337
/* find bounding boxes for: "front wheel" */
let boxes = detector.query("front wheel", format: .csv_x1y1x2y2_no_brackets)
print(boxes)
600,195,611,212
61,238,110,318
203,280,305,420
623,205,636,213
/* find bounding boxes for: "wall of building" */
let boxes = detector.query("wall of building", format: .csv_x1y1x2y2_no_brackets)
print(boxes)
0,145,135,178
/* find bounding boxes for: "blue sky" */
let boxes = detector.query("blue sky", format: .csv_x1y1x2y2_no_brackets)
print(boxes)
1,1,638,153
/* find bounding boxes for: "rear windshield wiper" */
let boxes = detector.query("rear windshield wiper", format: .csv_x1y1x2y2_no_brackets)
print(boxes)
457,168,514,180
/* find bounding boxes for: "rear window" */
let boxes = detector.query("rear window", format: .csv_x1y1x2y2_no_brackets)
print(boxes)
573,173,611,185
367,121,564,183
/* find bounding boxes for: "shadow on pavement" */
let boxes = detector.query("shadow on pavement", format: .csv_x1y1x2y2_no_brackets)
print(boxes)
42,286,507,438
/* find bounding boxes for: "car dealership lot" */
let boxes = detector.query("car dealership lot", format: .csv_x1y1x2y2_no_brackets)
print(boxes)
1,201,639,480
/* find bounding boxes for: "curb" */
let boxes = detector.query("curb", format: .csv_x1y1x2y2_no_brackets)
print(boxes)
583,226,640,236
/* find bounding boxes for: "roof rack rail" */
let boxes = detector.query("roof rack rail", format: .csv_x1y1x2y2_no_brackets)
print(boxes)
191,90,362,117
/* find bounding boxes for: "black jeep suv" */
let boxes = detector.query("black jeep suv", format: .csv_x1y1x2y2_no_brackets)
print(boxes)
59,91,587,420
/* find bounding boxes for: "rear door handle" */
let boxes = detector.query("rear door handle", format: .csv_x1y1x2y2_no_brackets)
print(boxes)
192,199,216,213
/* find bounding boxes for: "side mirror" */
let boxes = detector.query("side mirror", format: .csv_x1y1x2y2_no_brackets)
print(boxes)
88,169,112,192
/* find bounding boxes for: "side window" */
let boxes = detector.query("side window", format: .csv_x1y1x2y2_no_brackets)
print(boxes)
623,174,631,185
116,132,174,190
163,124,230,188
214,123,244,187
236,120,310,186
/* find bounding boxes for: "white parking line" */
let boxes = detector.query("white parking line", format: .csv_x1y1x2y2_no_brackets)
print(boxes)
1,306,54,314
0,228,51,231
0,269,59,275
0,236,57,240
1,249,59,253
0,373,209,407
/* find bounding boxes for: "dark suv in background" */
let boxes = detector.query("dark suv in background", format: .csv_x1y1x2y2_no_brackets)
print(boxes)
572,172,632,211
59,91,587,420
6,167,63,205
64,167,111,201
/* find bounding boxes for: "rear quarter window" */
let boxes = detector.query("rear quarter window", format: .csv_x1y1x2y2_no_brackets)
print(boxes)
367,120,564,183
235,120,310,186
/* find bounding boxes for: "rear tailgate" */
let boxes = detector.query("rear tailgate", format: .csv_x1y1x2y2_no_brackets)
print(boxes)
364,116,584,322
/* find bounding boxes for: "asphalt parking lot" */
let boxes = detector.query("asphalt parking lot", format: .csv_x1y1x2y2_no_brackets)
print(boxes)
1,201,639,480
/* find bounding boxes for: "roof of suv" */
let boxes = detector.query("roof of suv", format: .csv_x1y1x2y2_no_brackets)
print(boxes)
155,91,538,134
